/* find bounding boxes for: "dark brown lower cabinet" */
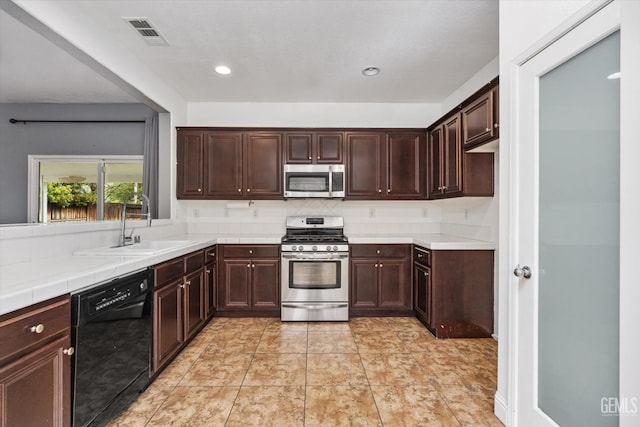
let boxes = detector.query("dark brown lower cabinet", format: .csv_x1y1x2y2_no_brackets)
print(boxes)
350,244,412,316
152,249,207,373
0,295,72,427
413,246,494,338
217,245,280,316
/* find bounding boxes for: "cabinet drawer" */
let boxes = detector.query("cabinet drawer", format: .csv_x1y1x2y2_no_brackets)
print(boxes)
185,250,204,273
350,244,410,258
155,258,184,287
413,247,431,267
0,295,70,364
223,245,279,259
205,246,216,264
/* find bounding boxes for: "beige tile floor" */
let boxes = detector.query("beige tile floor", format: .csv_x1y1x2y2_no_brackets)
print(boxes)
109,317,502,426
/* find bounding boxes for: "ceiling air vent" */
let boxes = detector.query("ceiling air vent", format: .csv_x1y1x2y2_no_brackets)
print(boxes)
124,17,169,46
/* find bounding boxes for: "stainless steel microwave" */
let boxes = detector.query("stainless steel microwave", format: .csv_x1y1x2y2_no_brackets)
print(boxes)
283,164,345,198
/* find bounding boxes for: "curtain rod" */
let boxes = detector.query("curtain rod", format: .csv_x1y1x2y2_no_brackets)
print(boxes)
9,118,145,124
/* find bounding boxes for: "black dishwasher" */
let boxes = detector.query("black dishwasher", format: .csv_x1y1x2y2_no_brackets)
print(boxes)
71,268,154,427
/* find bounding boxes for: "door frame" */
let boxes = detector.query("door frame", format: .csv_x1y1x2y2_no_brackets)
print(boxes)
506,0,640,425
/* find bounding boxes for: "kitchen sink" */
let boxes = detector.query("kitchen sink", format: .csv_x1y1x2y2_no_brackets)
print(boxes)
74,240,195,256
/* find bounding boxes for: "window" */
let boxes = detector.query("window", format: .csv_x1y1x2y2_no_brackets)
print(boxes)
29,156,144,223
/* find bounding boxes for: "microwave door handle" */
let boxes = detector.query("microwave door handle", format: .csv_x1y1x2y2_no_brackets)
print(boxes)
328,166,333,197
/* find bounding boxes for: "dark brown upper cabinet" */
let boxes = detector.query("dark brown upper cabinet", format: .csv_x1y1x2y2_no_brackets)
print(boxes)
429,114,463,198
346,131,425,199
285,131,344,164
177,129,283,199
462,88,499,149
176,130,206,198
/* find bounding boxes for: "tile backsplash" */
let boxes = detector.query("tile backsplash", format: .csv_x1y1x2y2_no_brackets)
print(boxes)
184,200,442,236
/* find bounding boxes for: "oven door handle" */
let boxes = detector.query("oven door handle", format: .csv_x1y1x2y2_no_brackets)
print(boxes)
281,253,349,260
281,303,349,310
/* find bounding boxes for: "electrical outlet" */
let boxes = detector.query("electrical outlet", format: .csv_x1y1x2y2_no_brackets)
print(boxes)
422,208,428,217
369,208,375,218
193,208,199,218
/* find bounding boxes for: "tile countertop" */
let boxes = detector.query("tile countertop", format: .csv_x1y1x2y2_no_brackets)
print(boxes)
0,233,492,316
348,234,496,251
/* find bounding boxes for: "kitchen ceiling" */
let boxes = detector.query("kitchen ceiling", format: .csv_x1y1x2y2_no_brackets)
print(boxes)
0,0,498,104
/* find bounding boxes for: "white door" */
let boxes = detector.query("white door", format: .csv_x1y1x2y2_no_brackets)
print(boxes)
514,1,639,426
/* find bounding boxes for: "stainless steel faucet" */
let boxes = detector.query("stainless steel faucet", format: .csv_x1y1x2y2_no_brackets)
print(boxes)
119,192,152,246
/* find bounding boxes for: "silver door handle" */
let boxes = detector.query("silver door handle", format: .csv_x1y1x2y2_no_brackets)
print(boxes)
513,264,532,279
282,303,348,310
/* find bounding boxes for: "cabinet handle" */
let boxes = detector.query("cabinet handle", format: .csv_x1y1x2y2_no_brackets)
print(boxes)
378,189,382,193
376,250,380,254
485,127,491,132
317,156,320,160
417,253,423,258
380,264,383,268
179,284,185,288
249,250,253,254
197,188,201,192
494,123,499,128
208,253,215,257
374,264,378,267
206,269,211,273
252,264,255,268
387,189,391,193
442,186,447,190
186,280,191,285
247,264,251,268
424,272,428,277
29,324,45,334
63,347,75,356
237,188,242,192
308,156,312,160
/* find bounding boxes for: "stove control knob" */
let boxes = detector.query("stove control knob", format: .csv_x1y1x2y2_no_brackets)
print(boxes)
333,246,338,251
312,245,317,251
326,246,332,251
291,245,297,251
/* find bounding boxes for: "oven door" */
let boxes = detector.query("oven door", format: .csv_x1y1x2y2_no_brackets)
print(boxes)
281,252,349,303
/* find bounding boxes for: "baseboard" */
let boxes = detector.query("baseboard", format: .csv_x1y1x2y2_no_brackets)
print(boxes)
494,391,508,426
492,332,498,341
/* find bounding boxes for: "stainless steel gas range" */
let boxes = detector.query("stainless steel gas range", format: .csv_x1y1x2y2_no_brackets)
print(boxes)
280,216,349,321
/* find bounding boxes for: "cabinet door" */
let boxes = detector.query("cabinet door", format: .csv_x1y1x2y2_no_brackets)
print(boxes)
206,132,244,198
223,260,252,309
346,132,385,198
0,335,71,427
350,259,379,308
183,269,206,341
443,115,463,196
386,132,424,198
153,280,183,371
428,126,444,198
251,259,280,309
414,263,431,325
315,132,344,164
245,132,283,198
378,258,411,309
205,263,216,318
285,132,313,164
462,90,495,148
176,131,205,198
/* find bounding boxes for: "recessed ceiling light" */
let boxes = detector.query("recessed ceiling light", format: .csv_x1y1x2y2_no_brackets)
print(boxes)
607,71,620,79
362,67,380,76
214,65,231,75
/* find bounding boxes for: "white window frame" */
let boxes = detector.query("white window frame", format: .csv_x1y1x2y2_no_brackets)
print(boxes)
28,155,143,223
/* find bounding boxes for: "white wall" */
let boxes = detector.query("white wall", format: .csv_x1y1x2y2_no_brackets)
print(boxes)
441,56,499,114
497,0,593,424
187,102,441,128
